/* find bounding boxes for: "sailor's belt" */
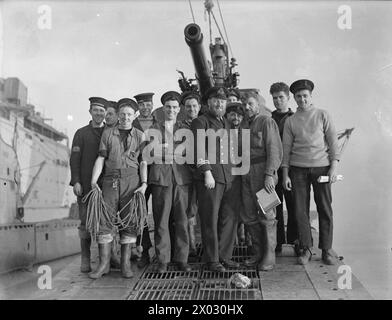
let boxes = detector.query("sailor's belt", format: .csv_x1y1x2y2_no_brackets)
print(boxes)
196,159,210,168
250,156,267,165
104,167,138,178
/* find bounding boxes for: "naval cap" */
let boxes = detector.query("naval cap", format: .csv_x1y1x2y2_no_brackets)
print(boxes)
226,102,245,116
227,88,241,100
181,91,201,105
108,101,118,111
206,86,229,100
161,91,181,105
134,92,154,103
117,98,138,112
89,97,108,109
289,79,314,94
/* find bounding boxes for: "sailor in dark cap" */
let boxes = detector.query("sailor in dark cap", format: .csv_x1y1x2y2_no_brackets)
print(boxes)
227,88,241,103
282,79,340,266
70,96,108,273
224,101,249,248
225,101,244,129
105,101,119,128
133,92,155,131
160,91,181,105
178,91,202,258
131,92,156,268
191,86,241,271
147,90,193,273
89,97,148,279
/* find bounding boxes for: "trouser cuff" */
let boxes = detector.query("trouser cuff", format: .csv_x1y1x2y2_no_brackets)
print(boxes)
98,234,113,244
120,236,137,244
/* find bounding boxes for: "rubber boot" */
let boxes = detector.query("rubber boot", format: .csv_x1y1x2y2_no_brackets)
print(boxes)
80,238,91,273
243,223,263,267
258,219,277,271
110,241,121,269
137,250,150,268
121,243,134,278
89,242,111,279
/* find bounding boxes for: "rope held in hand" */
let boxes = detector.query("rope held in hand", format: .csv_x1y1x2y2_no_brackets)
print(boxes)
82,188,148,246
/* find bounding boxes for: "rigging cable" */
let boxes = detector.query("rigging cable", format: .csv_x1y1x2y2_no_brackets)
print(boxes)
210,10,226,45
187,0,196,23
216,0,234,58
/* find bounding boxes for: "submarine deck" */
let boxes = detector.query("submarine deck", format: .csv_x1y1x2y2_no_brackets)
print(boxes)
31,230,372,300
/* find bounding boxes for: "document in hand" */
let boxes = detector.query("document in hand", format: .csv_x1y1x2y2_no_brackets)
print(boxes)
256,188,281,215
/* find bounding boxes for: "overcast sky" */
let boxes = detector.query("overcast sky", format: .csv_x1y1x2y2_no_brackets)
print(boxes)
1,0,392,298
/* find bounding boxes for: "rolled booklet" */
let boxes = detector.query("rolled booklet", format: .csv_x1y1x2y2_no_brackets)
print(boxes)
256,188,281,215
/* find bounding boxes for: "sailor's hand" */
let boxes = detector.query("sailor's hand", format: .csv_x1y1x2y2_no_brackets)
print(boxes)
204,171,215,189
283,176,292,191
135,182,147,195
328,167,338,184
264,175,275,194
73,182,83,196
91,181,100,191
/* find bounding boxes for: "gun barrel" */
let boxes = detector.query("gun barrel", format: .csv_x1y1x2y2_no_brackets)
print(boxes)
184,23,213,100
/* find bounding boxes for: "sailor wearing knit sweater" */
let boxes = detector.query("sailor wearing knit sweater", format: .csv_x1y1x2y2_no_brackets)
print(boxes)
282,79,340,266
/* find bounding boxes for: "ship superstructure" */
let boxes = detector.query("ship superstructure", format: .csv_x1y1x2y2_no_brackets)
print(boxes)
0,77,74,224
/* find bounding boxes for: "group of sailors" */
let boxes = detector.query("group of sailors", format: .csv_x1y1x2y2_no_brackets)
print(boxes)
70,79,340,280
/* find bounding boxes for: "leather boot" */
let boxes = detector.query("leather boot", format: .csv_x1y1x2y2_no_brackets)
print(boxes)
322,249,336,265
258,219,277,271
298,247,312,265
110,241,121,269
89,242,111,279
121,243,134,278
80,238,91,273
244,223,263,267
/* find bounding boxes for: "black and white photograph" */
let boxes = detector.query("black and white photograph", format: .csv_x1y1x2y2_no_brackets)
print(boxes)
0,0,391,303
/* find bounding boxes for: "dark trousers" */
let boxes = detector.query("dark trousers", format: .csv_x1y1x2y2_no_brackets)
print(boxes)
152,181,189,263
77,196,89,238
289,166,333,250
169,183,198,260
276,168,298,245
196,178,240,263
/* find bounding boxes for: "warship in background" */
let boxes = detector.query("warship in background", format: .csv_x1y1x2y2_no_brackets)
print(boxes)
0,0,371,300
0,77,80,274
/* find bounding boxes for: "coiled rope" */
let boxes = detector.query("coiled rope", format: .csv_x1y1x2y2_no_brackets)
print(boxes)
82,188,148,247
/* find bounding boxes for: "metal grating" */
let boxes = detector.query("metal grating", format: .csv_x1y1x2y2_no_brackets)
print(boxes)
130,279,197,300
145,262,203,272
141,269,200,280
232,245,252,257
194,243,203,257
196,288,262,300
201,269,258,279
